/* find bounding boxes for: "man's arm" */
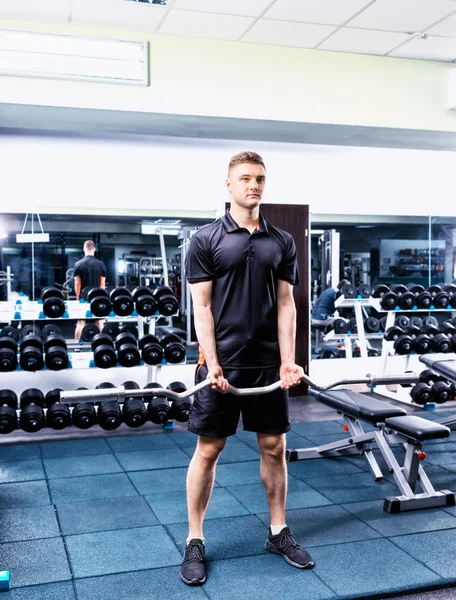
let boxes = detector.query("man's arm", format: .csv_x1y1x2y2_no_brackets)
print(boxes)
99,276,106,289
74,275,82,301
190,281,230,392
277,279,304,389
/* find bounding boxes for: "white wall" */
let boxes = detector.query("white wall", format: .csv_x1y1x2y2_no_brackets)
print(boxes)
2,133,456,218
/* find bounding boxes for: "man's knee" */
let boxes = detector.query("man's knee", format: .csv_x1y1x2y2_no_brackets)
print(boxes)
195,436,226,463
258,433,286,459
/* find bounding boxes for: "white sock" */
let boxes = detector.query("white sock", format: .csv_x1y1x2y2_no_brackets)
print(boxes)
186,535,205,545
270,524,287,535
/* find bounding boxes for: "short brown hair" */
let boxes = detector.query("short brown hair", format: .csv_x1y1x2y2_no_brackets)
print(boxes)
228,151,266,174
84,240,96,253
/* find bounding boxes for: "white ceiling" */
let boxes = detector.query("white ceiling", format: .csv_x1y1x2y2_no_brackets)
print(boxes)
2,0,456,62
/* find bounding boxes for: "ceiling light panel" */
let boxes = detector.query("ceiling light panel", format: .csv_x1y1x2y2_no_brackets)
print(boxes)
72,0,167,31
173,0,273,18
389,35,456,61
319,27,410,55
0,0,71,23
160,9,254,40
427,12,456,37
264,0,374,26
349,0,456,33
243,20,337,48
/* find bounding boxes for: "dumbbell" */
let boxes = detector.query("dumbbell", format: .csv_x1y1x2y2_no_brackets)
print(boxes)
427,285,449,309
394,315,410,330
42,323,62,339
0,336,18,372
145,382,172,424
357,284,372,298
44,389,71,430
19,333,44,371
102,322,120,341
167,381,192,422
443,284,456,309
339,283,357,299
115,332,140,367
110,287,134,317
20,388,45,432
138,334,164,365
132,286,158,317
440,320,456,336
348,317,358,334
95,382,122,430
81,323,100,342
44,333,68,371
421,324,452,353
0,325,20,342
122,381,148,428
88,288,112,318
367,348,381,357
72,388,97,429
419,369,454,404
41,287,66,319
364,317,380,333
159,333,186,363
411,328,431,354
372,284,398,310
21,324,41,339
91,333,117,369
0,390,18,434
324,318,349,335
390,284,415,310
153,286,179,316
410,382,433,405
405,284,425,309
409,316,423,329
119,323,138,339
423,316,439,328
384,326,413,355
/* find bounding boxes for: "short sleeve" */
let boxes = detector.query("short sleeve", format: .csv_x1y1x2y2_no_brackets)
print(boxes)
100,261,107,277
185,232,215,283
73,261,82,278
277,235,299,285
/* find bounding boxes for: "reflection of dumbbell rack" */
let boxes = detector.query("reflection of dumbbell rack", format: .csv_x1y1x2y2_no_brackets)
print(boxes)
329,296,373,359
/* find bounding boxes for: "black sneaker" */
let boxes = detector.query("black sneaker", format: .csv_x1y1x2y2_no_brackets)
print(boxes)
265,527,315,569
180,539,207,585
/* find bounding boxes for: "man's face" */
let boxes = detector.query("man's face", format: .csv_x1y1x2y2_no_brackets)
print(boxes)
226,162,266,210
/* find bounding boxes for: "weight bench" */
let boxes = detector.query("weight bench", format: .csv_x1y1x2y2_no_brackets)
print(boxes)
287,388,454,513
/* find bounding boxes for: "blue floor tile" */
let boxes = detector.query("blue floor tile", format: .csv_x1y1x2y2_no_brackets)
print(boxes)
0,445,41,462
6,581,76,599
391,529,456,578
0,538,71,587
57,496,158,535
257,504,381,546
181,441,259,464
215,461,263,487
311,538,442,599
75,567,207,600
167,515,269,560
202,554,334,600
291,421,344,436
65,525,182,578
342,500,456,537
145,487,249,525
306,471,398,504
426,443,456,466
0,506,59,543
39,439,112,459
0,481,50,509
106,434,178,453
0,461,45,484
166,431,198,448
49,473,138,504
115,448,190,471
43,454,122,479
227,477,332,514
288,457,364,480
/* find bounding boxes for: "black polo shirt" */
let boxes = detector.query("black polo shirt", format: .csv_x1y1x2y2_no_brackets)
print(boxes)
74,256,106,289
185,210,299,369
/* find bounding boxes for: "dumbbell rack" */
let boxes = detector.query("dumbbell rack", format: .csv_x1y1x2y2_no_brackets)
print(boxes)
324,296,376,359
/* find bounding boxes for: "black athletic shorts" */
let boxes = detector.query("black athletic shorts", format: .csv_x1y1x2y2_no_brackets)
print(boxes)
187,364,290,438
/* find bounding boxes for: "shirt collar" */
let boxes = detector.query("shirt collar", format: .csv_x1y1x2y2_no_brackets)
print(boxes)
222,210,269,235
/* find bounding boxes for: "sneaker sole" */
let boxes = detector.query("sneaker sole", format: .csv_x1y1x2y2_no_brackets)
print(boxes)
265,540,315,570
180,572,207,586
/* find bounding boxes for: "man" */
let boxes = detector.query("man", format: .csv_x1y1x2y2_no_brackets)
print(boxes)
312,279,350,320
73,240,106,340
181,151,314,586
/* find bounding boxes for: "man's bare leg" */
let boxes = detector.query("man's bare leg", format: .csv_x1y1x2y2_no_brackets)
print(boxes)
257,433,287,525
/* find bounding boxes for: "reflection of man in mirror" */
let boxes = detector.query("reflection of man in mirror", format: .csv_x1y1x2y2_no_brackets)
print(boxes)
312,279,350,320
73,240,106,341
